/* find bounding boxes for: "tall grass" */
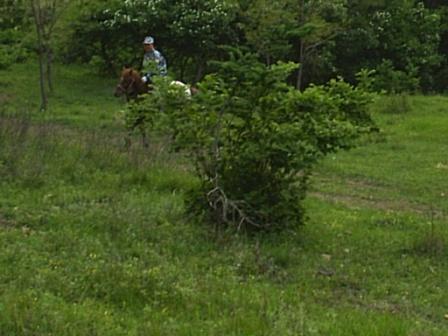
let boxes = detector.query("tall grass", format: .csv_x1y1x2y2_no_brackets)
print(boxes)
374,94,412,114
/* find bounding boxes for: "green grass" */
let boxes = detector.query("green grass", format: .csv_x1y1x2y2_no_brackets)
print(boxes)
0,61,447,335
0,61,125,129
312,95,448,212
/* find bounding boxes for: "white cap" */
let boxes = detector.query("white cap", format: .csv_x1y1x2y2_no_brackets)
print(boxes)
143,36,154,44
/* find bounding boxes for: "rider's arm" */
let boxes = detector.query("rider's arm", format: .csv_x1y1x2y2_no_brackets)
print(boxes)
142,51,167,81
141,54,154,82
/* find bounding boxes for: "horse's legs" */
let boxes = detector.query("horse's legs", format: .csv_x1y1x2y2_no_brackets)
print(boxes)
124,134,132,149
124,115,148,149
142,134,148,148
124,122,134,149
139,125,149,148
124,132,147,149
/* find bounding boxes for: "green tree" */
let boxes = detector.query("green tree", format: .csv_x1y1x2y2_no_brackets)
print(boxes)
332,0,442,92
290,0,348,89
239,0,348,89
29,0,70,110
128,51,375,230
422,1,448,91
163,0,239,82
64,0,148,73
65,0,239,81
241,0,296,65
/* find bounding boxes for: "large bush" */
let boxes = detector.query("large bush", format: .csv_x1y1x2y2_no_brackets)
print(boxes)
128,52,375,230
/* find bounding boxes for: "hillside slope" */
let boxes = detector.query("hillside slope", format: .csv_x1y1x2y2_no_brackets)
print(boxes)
1,62,447,335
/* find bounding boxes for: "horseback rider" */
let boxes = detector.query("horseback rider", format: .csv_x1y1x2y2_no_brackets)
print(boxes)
141,36,167,84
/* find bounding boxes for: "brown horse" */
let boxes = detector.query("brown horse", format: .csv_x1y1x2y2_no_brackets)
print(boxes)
115,67,197,100
114,67,149,101
114,67,197,148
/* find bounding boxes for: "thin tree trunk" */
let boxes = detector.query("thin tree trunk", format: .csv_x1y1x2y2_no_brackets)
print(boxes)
296,0,306,90
180,57,189,82
194,56,206,83
37,47,47,110
266,54,271,66
296,40,305,90
100,40,115,74
46,46,53,93
31,0,48,110
39,50,48,111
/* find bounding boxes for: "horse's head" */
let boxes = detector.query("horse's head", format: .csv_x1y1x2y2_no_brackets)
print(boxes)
114,67,146,100
190,86,199,95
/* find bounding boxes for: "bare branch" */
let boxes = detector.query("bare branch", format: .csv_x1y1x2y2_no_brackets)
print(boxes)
206,187,265,230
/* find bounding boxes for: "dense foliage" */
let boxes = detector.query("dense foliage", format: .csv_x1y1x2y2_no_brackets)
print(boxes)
127,51,374,230
332,1,442,92
5,0,447,92
63,0,239,79
52,0,447,93
0,0,29,69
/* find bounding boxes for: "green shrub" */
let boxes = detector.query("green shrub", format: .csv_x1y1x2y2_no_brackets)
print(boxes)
0,29,29,69
372,60,420,94
128,51,375,231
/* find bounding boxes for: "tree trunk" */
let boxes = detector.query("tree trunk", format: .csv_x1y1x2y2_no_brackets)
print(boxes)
296,40,305,90
266,54,271,66
37,47,48,111
31,0,48,110
178,56,188,82
46,46,53,93
100,40,115,74
296,0,306,90
194,56,206,84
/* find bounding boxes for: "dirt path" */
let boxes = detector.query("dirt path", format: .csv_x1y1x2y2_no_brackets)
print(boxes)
310,175,445,217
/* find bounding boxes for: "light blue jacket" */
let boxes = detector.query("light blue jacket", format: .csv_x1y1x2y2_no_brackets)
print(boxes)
142,49,167,81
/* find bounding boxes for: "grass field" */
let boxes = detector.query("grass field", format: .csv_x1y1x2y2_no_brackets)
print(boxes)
0,61,447,335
